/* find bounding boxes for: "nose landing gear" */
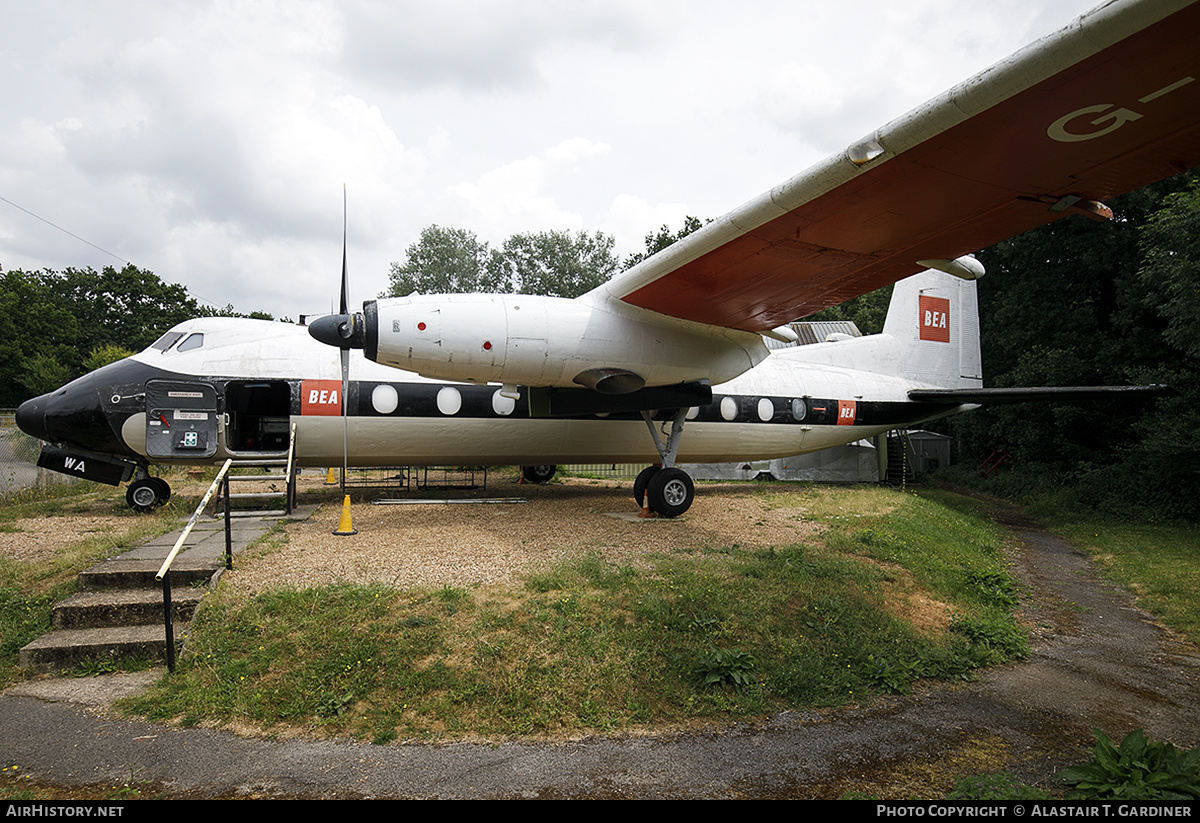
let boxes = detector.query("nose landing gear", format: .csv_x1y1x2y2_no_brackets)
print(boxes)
126,474,171,512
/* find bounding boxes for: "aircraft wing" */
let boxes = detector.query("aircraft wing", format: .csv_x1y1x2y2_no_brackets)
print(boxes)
599,0,1200,333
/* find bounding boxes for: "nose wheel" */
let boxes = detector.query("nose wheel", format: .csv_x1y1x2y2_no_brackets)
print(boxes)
126,476,171,512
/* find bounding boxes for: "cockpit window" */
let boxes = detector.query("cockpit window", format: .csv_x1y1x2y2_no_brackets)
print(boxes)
151,331,184,351
177,333,205,352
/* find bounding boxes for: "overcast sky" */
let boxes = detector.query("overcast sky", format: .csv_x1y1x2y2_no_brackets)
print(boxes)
1,0,1104,321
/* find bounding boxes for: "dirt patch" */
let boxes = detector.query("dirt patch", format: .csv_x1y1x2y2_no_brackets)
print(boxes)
226,479,823,595
889,588,955,635
0,516,133,564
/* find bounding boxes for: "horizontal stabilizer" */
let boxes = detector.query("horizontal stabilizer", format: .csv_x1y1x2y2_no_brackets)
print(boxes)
908,385,1172,404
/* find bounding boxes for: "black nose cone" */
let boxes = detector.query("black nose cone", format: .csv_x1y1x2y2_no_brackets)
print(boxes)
309,313,365,349
15,394,50,442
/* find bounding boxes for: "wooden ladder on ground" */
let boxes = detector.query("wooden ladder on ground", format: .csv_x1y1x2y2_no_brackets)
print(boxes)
885,431,914,486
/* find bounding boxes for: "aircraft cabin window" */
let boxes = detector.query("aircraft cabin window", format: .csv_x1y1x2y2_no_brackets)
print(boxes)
177,333,205,352
436,387,462,415
151,332,184,351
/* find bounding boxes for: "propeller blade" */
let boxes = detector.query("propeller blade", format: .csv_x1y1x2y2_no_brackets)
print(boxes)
310,186,365,351
341,346,350,490
340,185,349,316
340,187,350,492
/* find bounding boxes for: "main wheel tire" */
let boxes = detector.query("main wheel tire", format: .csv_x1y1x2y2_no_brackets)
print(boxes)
150,477,171,504
126,478,165,512
521,464,557,484
633,465,660,507
647,467,694,518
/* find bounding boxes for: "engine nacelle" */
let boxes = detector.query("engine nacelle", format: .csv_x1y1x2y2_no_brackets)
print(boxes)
362,293,767,392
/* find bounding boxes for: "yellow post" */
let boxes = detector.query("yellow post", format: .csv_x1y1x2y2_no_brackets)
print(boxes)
333,494,357,535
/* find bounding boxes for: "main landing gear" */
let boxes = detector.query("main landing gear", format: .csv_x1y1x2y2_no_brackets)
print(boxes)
520,464,558,484
634,408,695,518
126,471,171,512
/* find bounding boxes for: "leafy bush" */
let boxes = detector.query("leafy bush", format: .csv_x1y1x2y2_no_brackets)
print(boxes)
858,653,918,695
963,569,1019,610
695,646,757,688
949,612,1029,662
1058,729,1200,800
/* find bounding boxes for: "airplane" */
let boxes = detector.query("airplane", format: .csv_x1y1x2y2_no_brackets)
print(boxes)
14,0,1200,517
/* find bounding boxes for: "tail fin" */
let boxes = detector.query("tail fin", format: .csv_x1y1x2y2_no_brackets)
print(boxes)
882,267,983,389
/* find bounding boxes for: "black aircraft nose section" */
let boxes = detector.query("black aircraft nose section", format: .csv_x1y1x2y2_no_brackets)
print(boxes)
34,379,119,454
14,394,49,442
16,360,148,459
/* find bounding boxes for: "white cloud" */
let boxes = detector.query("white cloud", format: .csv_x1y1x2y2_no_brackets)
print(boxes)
0,0,1107,320
601,193,693,261
446,137,612,242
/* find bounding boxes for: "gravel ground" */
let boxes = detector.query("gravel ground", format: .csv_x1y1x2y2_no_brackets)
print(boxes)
226,477,829,594
0,515,135,564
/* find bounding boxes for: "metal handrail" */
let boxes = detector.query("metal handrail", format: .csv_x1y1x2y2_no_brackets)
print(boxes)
156,458,232,672
154,426,297,671
285,423,297,513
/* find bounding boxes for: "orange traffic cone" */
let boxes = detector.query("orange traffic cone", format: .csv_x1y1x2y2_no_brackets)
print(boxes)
638,491,655,518
333,495,357,535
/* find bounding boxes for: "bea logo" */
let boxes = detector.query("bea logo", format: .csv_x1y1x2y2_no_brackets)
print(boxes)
836,400,856,426
301,380,343,416
919,295,950,343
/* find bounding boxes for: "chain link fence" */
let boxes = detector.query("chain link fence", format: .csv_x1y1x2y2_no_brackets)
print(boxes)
0,410,84,497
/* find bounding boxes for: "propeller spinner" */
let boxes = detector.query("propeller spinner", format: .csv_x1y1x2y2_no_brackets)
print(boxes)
308,310,365,349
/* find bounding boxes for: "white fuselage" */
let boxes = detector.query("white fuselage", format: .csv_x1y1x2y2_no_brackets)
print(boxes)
112,316,963,470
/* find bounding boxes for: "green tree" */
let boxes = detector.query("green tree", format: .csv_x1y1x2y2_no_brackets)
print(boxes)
499,229,617,297
1138,180,1200,359
19,352,72,397
383,226,618,299
0,269,80,406
622,216,707,269
940,170,1200,518
58,264,205,356
0,264,268,406
82,344,136,372
383,225,510,297
1108,177,1200,518
808,287,893,335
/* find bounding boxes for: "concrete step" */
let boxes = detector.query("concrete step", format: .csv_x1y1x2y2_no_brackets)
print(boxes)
18,624,184,672
51,588,204,630
76,558,219,591
17,505,314,674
